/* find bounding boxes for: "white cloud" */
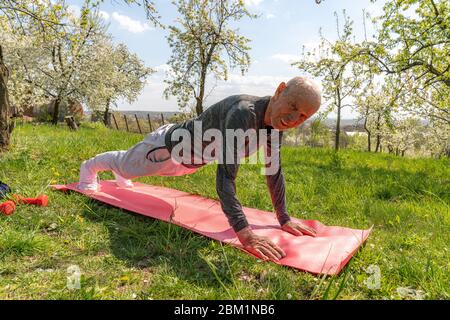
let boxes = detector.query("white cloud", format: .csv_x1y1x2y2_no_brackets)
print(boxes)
270,54,299,64
117,73,292,112
111,12,152,33
266,13,276,19
67,4,81,17
149,64,175,83
244,0,264,6
154,64,171,73
117,82,177,111
118,71,329,114
302,41,321,50
201,74,289,106
99,11,110,21
365,2,384,18
225,74,287,86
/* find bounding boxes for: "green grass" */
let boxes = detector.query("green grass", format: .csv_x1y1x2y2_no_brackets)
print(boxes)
0,122,448,299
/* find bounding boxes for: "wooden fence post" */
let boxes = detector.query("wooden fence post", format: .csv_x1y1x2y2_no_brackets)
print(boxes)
112,113,119,130
123,114,129,132
147,113,153,132
135,114,142,134
105,111,112,128
160,113,165,125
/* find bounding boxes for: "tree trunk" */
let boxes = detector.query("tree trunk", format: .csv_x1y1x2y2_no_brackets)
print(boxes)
194,98,202,117
195,67,207,116
334,85,342,151
375,135,381,152
0,45,11,151
103,99,111,127
363,115,371,152
52,97,61,125
335,104,341,151
374,113,381,152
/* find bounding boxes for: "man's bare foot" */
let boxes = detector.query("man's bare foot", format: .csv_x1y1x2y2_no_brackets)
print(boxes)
78,161,99,192
113,172,134,188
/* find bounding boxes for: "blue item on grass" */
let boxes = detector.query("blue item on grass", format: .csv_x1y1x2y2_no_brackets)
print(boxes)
0,181,10,200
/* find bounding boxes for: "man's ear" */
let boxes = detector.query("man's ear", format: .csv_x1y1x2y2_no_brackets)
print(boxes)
275,82,287,98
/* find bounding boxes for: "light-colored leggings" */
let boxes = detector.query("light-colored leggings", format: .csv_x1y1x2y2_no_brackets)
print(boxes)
81,124,199,180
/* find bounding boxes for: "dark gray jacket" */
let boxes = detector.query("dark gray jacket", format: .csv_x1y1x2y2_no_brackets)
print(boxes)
165,95,291,232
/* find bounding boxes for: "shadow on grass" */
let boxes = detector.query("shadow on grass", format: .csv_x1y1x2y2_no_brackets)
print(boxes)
79,198,232,290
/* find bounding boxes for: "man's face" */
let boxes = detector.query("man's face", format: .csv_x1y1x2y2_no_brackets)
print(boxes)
268,92,317,131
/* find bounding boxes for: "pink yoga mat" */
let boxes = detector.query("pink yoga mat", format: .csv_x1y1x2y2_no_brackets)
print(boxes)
52,181,372,275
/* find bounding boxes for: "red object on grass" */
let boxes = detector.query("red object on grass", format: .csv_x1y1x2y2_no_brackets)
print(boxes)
51,181,372,275
1,194,48,215
13,194,48,207
0,200,16,215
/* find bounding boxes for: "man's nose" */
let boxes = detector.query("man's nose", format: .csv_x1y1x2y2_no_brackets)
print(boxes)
292,114,306,127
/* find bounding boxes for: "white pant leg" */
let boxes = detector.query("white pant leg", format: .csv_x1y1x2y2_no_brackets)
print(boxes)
80,142,199,181
80,123,199,183
79,150,128,185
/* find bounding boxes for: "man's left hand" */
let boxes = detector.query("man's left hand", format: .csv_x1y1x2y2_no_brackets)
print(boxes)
281,221,317,237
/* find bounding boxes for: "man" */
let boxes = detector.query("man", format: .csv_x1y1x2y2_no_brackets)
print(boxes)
79,76,321,261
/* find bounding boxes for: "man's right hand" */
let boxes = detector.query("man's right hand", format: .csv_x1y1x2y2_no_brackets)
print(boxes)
236,227,286,261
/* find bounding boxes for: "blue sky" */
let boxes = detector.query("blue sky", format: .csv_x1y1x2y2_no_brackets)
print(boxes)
68,0,385,118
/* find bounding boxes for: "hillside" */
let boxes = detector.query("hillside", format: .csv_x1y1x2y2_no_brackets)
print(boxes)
0,123,448,299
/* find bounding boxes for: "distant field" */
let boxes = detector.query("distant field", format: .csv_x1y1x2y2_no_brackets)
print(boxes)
118,110,181,120
0,123,448,299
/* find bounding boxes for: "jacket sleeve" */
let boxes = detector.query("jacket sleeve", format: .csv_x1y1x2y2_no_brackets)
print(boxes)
264,130,291,226
215,106,253,233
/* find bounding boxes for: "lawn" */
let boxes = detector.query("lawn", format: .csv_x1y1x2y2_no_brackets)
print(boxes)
0,123,448,299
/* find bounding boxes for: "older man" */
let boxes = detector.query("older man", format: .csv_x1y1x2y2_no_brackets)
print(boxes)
79,76,321,261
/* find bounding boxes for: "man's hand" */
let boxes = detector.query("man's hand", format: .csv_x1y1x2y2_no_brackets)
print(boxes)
236,227,286,261
281,221,317,237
